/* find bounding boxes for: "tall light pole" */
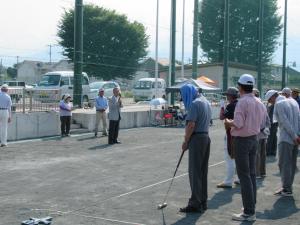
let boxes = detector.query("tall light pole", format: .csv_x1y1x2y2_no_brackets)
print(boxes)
192,0,199,79
154,0,159,98
181,0,185,78
74,0,83,107
223,0,229,91
282,0,288,89
257,0,264,93
168,0,176,104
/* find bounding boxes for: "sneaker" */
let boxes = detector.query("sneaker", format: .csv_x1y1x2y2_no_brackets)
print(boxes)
274,189,293,196
0,144,7,147
65,134,70,137
232,213,256,221
216,182,232,188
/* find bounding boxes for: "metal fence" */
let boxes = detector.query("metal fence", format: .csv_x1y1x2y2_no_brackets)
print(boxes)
8,88,62,113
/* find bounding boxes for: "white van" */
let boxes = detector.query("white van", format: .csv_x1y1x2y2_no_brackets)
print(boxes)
133,78,166,102
35,71,90,102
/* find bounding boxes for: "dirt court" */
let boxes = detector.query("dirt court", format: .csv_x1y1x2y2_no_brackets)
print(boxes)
0,121,299,225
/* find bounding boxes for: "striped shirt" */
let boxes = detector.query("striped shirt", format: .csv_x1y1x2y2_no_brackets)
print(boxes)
231,93,266,137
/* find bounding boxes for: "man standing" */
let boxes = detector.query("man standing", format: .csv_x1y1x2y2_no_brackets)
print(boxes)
0,84,12,147
292,88,300,108
268,89,300,196
108,87,123,144
265,90,285,156
94,88,108,137
179,84,212,213
217,87,239,188
225,74,266,222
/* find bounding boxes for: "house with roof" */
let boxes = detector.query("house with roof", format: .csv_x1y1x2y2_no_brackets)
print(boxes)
17,60,73,84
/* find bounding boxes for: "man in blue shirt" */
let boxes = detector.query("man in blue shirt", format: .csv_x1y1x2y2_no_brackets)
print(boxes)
179,84,212,213
0,84,12,147
94,88,108,137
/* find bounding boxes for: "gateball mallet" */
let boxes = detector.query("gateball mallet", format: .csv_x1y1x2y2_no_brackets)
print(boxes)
157,150,185,210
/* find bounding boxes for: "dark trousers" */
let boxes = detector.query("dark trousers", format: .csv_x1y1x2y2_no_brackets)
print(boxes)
256,139,266,176
278,142,298,192
266,123,278,156
233,135,258,215
188,134,210,208
60,116,71,135
108,120,120,144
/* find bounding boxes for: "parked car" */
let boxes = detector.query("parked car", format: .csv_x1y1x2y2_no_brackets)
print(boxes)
132,78,166,102
88,81,120,102
34,71,90,103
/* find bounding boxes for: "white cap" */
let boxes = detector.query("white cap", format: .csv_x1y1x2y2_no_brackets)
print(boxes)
281,87,291,95
99,88,104,92
64,94,71,100
238,74,255,86
1,84,8,89
265,90,278,101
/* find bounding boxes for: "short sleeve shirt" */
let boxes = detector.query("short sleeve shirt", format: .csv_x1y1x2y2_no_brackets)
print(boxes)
224,100,238,119
186,96,212,133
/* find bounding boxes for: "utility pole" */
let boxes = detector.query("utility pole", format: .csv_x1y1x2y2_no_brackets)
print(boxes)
48,44,52,63
223,0,229,91
192,0,199,79
74,0,83,107
155,0,159,98
16,56,19,65
282,0,287,89
257,0,264,93
169,0,176,104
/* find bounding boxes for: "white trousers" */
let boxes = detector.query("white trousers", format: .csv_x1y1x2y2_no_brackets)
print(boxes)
223,135,237,185
0,110,9,145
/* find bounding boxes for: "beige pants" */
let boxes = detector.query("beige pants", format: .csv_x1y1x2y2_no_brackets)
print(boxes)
95,111,107,135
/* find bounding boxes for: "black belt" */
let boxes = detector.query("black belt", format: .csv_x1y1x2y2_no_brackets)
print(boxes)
233,135,257,139
192,131,208,135
0,108,8,110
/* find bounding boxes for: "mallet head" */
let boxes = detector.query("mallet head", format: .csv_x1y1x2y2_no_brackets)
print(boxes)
157,202,168,210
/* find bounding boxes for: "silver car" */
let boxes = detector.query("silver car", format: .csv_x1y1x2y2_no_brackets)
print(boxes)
88,81,120,106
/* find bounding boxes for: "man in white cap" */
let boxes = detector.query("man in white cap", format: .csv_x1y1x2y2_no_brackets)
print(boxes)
267,89,300,196
94,88,108,137
0,84,12,147
265,90,281,157
224,74,266,222
281,87,292,99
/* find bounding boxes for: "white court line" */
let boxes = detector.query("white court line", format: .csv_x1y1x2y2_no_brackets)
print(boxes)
31,160,225,224
70,212,146,225
110,160,225,200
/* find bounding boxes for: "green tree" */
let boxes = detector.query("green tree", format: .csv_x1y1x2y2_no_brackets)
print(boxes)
58,4,149,80
199,0,281,66
6,66,17,79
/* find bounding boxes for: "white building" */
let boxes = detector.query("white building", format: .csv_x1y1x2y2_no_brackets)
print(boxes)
17,60,73,84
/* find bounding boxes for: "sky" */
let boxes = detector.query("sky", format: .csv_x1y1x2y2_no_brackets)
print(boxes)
0,0,300,72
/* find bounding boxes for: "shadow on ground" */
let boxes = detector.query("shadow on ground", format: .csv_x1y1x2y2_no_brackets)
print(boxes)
257,197,299,220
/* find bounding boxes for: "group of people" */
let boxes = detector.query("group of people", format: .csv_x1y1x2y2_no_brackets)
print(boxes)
59,87,123,144
179,74,300,222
